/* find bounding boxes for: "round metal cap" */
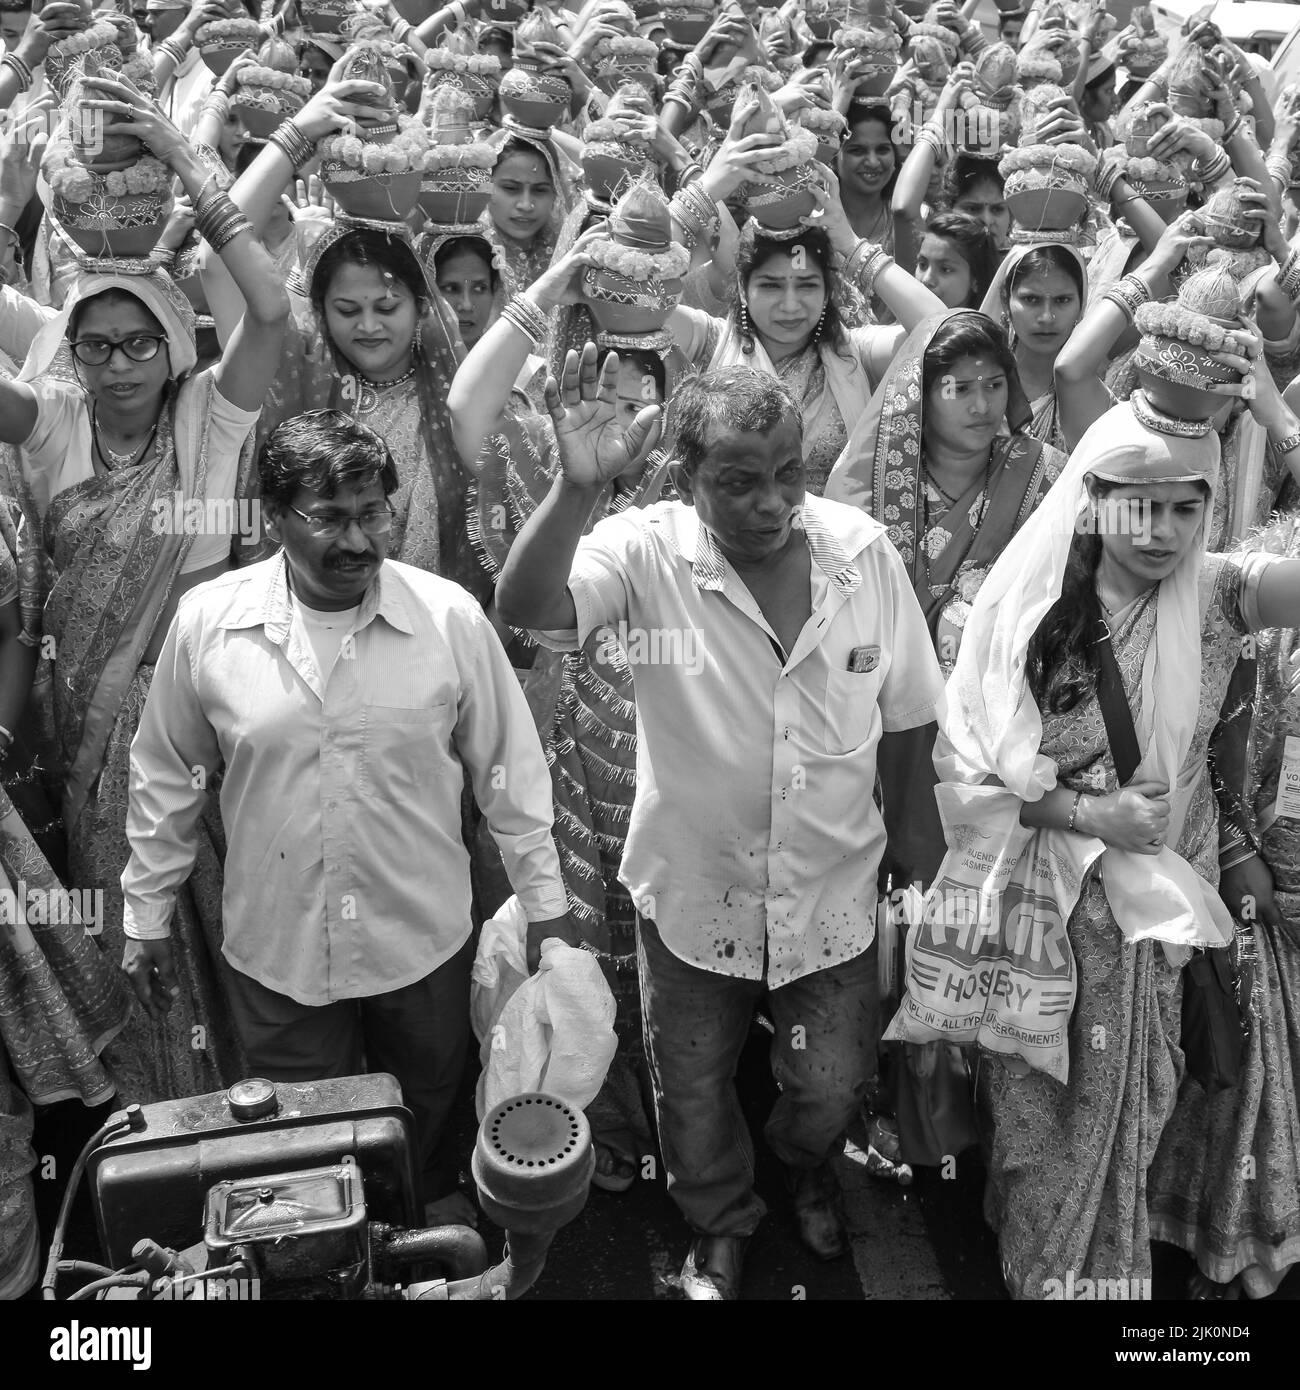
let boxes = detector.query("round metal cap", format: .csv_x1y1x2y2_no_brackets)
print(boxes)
226,1077,279,1122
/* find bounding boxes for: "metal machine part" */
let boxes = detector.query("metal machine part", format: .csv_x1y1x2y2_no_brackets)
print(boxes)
84,1078,593,1301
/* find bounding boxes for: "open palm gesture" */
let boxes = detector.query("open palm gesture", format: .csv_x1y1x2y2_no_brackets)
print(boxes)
546,343,662,488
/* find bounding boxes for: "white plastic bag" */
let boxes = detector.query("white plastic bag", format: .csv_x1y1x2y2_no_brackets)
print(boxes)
471,896,618,1120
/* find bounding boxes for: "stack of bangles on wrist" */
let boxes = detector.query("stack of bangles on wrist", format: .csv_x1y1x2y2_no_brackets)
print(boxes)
0,51,32,91
844,238,892,301
915,122,947,160
501,294,548,348
1223,112,1244,142
1278,245,1300,307
391,18,412,41
1190,149,1232,185
269,120,316,173
1219,821,1258,871
1267,150,1294,188
156,36,188,65
1094,160,1123,201
670,181,721,249
1101,271,1154,324
1269,422,1300,456
195,187,254,254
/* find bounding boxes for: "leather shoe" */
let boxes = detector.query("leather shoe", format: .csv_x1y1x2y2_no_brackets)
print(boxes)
789,1166,848,1262
679,1235,748,1300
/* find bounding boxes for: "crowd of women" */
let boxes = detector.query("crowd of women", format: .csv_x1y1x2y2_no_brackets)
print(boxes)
0,0,1298,1303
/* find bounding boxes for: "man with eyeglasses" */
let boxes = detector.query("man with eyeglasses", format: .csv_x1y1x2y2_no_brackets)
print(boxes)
119,410,576,1223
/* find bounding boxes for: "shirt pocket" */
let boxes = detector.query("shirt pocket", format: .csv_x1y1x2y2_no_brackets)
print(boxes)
360,701,450,800
822,667,883,755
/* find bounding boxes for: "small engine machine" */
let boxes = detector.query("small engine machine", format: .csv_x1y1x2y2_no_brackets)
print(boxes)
44,1074,593,1302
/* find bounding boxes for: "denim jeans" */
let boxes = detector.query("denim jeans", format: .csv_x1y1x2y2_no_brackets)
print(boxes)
637,915,874,1237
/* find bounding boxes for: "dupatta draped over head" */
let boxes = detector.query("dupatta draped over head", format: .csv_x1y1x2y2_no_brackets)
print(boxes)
824,309,1043,581
885,398,1235,1080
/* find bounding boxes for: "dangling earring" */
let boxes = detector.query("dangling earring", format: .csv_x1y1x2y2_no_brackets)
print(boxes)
739,297,753,351
811,301,828,345
1002,309,1016,351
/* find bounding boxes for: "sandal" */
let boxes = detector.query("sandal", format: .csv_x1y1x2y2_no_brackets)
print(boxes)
592,1140,637,1193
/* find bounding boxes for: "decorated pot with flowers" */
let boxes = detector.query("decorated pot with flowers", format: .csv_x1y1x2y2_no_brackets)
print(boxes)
736,84,820,231
1122,154,1188,215
498,10,573,131
795,104,848,166
1132,267,1245,420
45,17,122,100
1121,6,1167,79
317,50,429,220
581,179,690,337
593,34,660,95
705,61,779,128
664,0,717,46
838,22,904,99
45,70,172,258
425,29,501,121
231,36,311,138
341,10,417,90
998,141,1097,240
952,42,1019,156
582,86,659,202
1015,44,1063,90
418,86,495,224
196,13,264,78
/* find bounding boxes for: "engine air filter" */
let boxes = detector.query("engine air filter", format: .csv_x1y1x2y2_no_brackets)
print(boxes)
471,1094,594,1234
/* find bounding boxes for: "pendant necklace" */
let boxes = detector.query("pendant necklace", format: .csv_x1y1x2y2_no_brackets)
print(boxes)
92,404,157,470
355,363,417,415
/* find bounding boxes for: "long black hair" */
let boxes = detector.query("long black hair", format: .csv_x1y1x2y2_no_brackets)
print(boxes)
920,312,1018,411
733,226,851,359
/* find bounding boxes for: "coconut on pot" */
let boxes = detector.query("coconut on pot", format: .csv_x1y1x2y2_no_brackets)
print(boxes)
231,35,312,139
498,9,574,133
735,82,820,233
418,85,495,226
316,47,430,221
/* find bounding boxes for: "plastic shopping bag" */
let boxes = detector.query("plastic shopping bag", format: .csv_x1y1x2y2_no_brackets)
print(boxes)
470,896,618,1120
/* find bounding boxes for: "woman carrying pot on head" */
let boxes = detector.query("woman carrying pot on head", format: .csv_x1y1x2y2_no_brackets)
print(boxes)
480,127,579,301
914,210,999,310
664,136,947,493
929,330,1300,1299
0,74,288,1104
824,309,1067,889
205,66,485,602
448,237,670,1195
426,231,500,351
1057,201,1300,548
1143,507,1300,1301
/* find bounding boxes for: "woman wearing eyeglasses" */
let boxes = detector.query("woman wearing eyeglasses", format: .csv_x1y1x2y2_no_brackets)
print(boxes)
0,77,288,1105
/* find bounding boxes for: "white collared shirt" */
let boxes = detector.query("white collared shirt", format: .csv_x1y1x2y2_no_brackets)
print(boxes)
122,554,568,1005
534,494,944,988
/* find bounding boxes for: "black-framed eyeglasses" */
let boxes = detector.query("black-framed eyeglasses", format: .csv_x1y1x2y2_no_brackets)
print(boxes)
70,335,169,366
286,503,396,540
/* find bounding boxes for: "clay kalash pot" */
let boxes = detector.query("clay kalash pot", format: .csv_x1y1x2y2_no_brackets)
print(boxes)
498,10,573,131
736,84,820,232
1120,104,1187,216
954,42,1020,156
231,36,311,139
581,178,690,337
424,27,501,122
300,0,360,38
340,9,418,90
45,57,172,258
316,48,429,220
838,19,903,100
1121,5,1168,79
998,106,1096,243
581,86,659,202
795,102,848,167
663,0,716,46
195,3,263,78
1132,266,1247,421
418,86,494,225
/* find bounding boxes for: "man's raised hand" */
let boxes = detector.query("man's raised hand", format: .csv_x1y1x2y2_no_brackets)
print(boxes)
546,343,663,489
